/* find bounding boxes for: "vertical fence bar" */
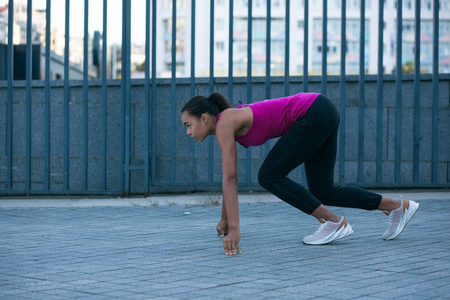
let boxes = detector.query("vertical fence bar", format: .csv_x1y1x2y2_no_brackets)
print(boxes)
265,0,271,157
44,0,51,192
64,0,70,192
209,0,214,95
25,0,32,192
190,0,196,184
413,0,421,183
102,0,108,191
431,0,439,183
284,0,290,96
339,0,346,185
358,0,365,183
6,0,14,191
125,0,131,193
394,0,403,183
151,0,157,186
376,0,384,183
246,0,252,185
301,0,309,185
228,0,233,105
208,0,215,183
121,0,126,193
170,0,177,183
321,0,327,95
191,0,196,98
266,0,271,99
144,0,150,193
83,0,89,191
303,0,309,92
121,0,132,194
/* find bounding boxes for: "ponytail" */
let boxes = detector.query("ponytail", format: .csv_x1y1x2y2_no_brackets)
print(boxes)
181,92,231,118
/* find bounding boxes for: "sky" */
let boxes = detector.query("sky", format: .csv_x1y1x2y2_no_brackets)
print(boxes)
0,0,149,44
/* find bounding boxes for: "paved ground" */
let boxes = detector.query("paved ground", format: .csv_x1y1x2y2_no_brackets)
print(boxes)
1,191,449,299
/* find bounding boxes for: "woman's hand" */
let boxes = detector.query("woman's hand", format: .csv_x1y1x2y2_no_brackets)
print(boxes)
223,228,242,255
216,219,229,238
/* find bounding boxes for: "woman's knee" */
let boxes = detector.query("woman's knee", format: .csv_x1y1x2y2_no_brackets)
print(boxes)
308,186,334,204
258,166,281,189
258,168,271,189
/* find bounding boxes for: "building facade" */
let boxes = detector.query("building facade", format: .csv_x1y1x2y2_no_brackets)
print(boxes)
154,0,450,78
1,0,449,79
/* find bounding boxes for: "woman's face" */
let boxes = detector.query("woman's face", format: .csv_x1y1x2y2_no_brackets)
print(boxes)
181,111,212,143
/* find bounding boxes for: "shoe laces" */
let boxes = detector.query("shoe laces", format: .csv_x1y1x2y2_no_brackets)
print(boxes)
314,221,327,235
386,194,404,226
387,212,394,226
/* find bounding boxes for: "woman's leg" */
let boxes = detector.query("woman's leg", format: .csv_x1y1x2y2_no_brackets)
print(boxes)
258,94,383,216
303,123,402,213
304,123,382,211
258,95,342,216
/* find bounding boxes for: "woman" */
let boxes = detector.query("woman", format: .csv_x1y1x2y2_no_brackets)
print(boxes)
181,92,419,255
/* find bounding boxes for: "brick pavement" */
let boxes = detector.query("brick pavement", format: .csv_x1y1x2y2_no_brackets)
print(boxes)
1,195,449,299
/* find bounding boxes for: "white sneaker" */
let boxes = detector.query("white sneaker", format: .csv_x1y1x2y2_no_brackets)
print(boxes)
335,220,354,240
303,217,353,245
383,196,420,240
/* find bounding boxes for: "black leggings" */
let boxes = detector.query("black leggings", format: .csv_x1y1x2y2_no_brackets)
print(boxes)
258,95,382,215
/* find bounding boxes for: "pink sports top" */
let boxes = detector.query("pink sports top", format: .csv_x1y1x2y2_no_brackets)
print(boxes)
217,93,320,148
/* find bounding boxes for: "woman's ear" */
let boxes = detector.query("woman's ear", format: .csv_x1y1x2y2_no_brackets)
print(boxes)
200,113,208,123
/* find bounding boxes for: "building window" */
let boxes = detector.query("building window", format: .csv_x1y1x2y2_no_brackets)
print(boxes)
443,0,449,10
253,18,265,32
298,20,304,29
406,0,412,9
297,42,304,54
216,19,224,31
255,0,266,8
216,41,224,51
314,19,322,31
162,0,186,10
333,0,341,9
439,21,450,33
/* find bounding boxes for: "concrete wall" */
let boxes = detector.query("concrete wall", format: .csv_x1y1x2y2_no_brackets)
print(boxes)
0,74,449,195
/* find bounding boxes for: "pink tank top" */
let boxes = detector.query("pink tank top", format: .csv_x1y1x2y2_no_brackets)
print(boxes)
217,93,320,148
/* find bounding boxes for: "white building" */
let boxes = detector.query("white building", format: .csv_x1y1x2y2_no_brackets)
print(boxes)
0,4,22,44
1,0,449,79
150,0,450,78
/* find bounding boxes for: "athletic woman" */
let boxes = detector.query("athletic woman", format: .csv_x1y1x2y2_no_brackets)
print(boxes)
181,92,419,255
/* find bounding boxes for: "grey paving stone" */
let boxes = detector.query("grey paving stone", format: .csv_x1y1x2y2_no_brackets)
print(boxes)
0,198,449,299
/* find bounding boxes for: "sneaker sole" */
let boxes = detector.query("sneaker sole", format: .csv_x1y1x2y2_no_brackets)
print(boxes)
303,221,353,245
302,233,338,245
335,224,354,240
384,201,420,240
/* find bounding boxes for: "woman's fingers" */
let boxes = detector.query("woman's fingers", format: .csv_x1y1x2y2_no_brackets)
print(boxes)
223,239,233,255
223,238,242,255
236,242,242,255
216,227,224,238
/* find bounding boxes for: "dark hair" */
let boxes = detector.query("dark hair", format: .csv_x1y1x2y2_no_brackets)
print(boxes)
181,92,232,118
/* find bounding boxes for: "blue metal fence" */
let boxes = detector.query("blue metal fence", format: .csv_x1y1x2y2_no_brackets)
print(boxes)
1,0,448,196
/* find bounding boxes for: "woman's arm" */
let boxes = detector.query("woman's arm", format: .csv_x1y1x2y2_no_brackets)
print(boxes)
221,141,239,230
217,150,238,237
216,114,241,255
216,198,228,237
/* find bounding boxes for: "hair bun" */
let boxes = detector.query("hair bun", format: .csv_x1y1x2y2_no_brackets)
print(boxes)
182,92,231,118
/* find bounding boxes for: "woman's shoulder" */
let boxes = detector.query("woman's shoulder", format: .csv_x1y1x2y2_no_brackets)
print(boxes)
217,107,252,136
219,106,251,120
